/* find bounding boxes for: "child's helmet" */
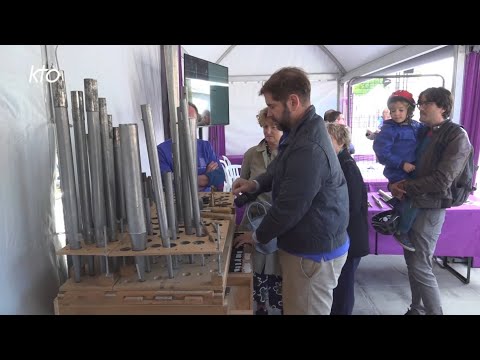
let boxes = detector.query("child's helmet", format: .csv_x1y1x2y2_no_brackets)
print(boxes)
388,90,416,108
371,210,400,235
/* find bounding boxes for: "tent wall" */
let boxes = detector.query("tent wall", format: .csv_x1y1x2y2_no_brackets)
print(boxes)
0,45,63,314
55,45,164,175
0,45,164,314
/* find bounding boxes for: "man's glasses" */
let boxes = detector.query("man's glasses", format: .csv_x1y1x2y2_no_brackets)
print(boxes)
417,101,434,109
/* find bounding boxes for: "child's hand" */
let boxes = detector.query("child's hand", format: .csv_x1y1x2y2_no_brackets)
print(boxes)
365,129,378,140
403,162,416,173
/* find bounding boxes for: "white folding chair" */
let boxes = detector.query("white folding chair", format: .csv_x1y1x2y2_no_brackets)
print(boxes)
219,159,231,192
226,164,242,185
222,155,232,167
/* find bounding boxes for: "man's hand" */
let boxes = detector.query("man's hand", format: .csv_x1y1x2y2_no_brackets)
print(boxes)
232,178,257,196
206,161,218,173
390,180,407,200
233,231,254,248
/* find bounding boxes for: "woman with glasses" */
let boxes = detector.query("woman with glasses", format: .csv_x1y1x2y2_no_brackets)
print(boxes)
373,90,424,252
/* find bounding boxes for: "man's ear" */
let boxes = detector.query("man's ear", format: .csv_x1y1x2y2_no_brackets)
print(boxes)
289,94,301,111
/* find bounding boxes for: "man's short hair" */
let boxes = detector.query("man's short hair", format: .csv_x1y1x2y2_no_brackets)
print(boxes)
418,87,453,119
259,67,311,105
324,109,336,120
324,110,341,123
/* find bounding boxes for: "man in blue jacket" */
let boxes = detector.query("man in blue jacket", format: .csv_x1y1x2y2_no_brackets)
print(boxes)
157,102,224,192
233,67,349,315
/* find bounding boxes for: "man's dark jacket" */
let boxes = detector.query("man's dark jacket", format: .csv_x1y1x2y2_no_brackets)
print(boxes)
255,105,349,254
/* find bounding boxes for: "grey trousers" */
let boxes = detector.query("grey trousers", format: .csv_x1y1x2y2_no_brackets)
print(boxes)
278,249,347,315
404,208,446,315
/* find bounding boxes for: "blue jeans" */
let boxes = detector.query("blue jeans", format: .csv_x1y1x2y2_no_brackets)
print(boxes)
390,197,418,235
331,256,362,315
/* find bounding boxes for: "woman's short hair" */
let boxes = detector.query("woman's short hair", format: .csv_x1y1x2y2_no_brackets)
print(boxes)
256,107,270,127
326,123,351,150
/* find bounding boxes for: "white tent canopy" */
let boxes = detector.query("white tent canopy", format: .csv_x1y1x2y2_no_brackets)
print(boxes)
182,45,447,155
182,45,445,79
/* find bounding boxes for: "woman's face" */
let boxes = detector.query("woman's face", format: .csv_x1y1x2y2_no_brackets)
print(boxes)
336,113,345,125
263,117,283,146
188,105,198,122
329,135,343,154
382,108,391,120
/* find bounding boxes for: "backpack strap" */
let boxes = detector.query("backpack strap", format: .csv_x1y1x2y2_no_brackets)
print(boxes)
436,121,464,152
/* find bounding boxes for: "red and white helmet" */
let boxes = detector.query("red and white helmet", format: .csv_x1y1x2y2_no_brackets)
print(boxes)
388,90,416,108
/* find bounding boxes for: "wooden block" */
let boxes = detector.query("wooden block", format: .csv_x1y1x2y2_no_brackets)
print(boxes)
114,258,225,292
199,192,235,213
60,273,119,291
56,302,229,315
57,240,118,256
108,220,230,256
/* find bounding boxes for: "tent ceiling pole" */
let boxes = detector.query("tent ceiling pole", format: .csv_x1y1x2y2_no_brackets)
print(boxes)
341,45,447,83
317,45,346,75
229,73,337,83
216,45,237,64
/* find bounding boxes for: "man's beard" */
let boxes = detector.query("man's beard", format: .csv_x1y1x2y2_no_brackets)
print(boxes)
273,106,291,132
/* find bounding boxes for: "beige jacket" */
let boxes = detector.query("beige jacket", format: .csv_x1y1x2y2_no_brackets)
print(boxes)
239,139,280,276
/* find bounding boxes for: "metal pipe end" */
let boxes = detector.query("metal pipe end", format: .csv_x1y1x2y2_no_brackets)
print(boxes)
140,104,151,122
98,97,107,114
52,73,67,107
84,79,98,111
77,91,86,122
108,115,113,138
98,98,108,118
70,91,82,121
113,126,120,145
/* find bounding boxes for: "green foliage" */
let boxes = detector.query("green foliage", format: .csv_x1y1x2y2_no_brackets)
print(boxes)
353,78,384,96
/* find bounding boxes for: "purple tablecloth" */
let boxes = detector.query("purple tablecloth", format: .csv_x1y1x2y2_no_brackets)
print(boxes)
236,204,246,225
366,180,389,193
367,192,480,267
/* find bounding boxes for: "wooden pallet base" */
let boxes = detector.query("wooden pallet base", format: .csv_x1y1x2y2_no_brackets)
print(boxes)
55,212,253,314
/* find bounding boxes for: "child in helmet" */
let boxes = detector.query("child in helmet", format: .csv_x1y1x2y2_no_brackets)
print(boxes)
373,90,423,252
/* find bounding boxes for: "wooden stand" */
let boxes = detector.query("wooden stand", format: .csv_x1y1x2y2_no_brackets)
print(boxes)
54,193,253,315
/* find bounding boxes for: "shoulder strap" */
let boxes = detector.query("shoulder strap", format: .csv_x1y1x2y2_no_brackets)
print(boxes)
437,122,463,150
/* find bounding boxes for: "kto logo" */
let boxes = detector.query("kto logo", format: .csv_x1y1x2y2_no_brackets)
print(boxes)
29,65,62,83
